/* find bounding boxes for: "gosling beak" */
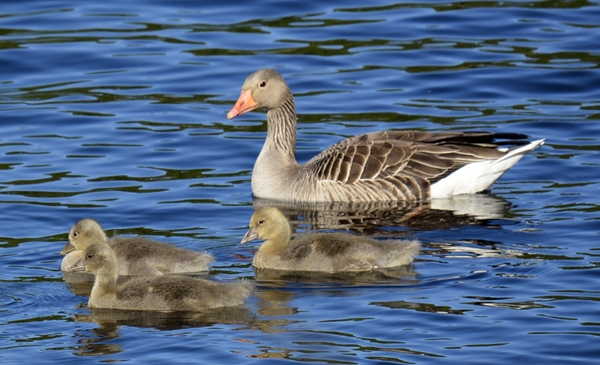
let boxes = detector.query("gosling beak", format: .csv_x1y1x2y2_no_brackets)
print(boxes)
227,89,258,120
60,242,75,255
66,256,86,273
241,227,259,244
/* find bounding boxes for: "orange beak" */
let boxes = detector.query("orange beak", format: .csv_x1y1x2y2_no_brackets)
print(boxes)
227,89,258,120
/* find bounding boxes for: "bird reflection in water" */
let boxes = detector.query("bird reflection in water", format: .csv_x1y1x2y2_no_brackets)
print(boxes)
70,306,256,356
252,193,513,235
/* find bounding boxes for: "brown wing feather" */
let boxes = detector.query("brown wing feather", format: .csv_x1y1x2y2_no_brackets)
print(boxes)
305,131,521,191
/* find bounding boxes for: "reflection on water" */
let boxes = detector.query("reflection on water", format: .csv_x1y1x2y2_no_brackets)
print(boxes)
77,306,256,331
433,241,525,259
371,300,470,315
71,306,256,357
253,265,419,285
62,271,95,296
253,193,513,233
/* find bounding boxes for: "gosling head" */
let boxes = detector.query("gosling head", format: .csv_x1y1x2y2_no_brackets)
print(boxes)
65,218,107,251
79,243,116,275
241,206,290,244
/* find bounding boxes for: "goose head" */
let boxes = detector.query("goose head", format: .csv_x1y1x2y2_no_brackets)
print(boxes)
79,243,116,276
241,206,291,245
227,68,291,119
61,218,108,255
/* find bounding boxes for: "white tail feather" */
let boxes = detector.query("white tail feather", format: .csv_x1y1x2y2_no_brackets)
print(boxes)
430,139,545,198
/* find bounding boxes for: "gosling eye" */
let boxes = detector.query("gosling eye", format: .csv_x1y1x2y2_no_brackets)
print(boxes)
259,80,267,88
258,219,265,225
73,231,79,238
86,253,93,259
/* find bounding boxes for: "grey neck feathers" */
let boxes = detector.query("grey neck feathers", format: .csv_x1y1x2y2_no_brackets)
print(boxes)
266,92,297,162
92,261,119,299
268,220,293,252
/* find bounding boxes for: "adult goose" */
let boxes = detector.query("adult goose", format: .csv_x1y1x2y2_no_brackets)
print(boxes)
227,68,545,202
241,206,421,272
68,242,252,311
61,218,214,275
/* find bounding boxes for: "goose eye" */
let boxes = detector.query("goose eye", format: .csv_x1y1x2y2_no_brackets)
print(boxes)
259,80,267,88
73,232,79,238
87,253,93,259
258,219,265,225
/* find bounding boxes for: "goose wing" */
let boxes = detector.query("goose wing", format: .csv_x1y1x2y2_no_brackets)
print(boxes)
303,131,528,196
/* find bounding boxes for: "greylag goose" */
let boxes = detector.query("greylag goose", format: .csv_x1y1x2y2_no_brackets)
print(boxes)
241,206,421,272
68,242,252,311
227,68,545,202
61,218,214,275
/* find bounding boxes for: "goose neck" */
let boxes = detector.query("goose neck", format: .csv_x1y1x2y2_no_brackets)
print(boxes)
261,221,293,255
89,264,119,304
266,93,297,161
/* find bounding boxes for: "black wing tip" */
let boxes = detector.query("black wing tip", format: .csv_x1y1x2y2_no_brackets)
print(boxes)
450,132,532,146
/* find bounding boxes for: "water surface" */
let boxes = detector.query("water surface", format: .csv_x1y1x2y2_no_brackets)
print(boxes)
1,1,599,364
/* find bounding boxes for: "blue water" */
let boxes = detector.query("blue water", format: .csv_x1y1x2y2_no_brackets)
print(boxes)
1,0,599,364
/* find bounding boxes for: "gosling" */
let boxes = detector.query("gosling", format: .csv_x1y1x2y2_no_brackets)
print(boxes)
69,242,252,311
61,218,214,275
241,207,420,272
